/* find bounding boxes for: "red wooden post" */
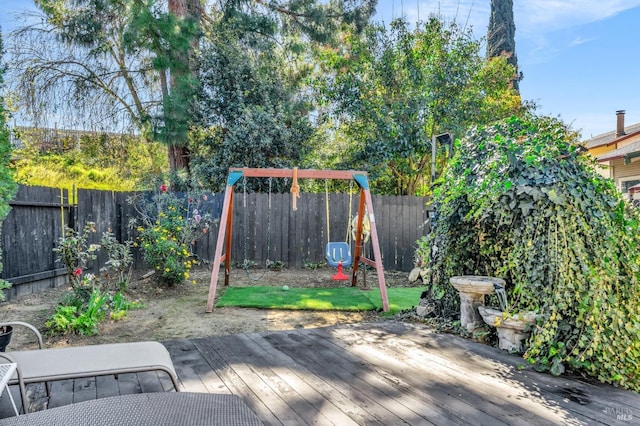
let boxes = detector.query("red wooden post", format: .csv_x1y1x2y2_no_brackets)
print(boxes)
350,188,366,287
224,191,234,286
206,184,234,312
363,188,389,312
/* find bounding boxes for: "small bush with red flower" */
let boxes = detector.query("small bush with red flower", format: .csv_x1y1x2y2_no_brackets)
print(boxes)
50,222,140,335
53,222,99,289
129,184,214,286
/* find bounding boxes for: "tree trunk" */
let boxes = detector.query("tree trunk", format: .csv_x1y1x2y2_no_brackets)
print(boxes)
166,0,200,175
168,144,190,173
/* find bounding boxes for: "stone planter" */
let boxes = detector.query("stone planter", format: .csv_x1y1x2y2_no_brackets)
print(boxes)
449,276,505,333
478,306,538,353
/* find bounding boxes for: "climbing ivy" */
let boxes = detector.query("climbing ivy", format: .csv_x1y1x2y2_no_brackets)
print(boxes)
417,114,640,390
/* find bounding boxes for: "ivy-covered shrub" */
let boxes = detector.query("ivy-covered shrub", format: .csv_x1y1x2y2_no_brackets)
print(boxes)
417,115,640,390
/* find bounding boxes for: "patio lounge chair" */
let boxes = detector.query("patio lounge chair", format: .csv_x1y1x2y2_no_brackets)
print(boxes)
0,321,180,414
0,392,263,425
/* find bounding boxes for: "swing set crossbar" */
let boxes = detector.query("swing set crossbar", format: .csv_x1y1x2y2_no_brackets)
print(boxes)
206,168,388,313
228,168,364,181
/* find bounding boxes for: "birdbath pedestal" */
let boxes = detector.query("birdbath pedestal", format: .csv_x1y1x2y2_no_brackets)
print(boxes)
478,306,539,353
449,276,504,333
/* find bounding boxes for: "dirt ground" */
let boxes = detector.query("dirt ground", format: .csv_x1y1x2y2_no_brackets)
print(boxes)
1,267,418,350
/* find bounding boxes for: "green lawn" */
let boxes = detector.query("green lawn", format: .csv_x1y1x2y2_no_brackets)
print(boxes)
216,286,423,315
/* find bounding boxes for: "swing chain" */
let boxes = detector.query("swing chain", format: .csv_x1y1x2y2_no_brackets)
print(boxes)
242,176,249,269
325,179,330,245
346,179,353,244
265,177,272,266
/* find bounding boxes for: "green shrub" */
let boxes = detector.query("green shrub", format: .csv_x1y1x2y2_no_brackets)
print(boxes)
11,133,168,191
68,165,85,178
109,291,143,321
50,224,138,335
87,169,106,182
131,185,213,285
53,223,99,289
0,34,18,302
99,231,133,291
46,288,107,336
418,114,640,390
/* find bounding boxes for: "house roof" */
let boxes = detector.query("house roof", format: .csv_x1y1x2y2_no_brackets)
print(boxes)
584,122,640,149
596,139,640,162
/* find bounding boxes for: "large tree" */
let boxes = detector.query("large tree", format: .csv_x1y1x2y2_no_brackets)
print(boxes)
9,0,376,181
10,1,160,134
9,0,201,175
319,17,522,195
191,0,377,191
192,23,313,191
124,0,201,175
487,0,520,91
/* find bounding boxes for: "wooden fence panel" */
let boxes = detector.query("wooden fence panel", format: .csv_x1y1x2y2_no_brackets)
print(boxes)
289,193,301,266
272,193,286,264
2,185,430,300
76,189,130,274
192,192,225,265
1,186,71,298
309,193,324,263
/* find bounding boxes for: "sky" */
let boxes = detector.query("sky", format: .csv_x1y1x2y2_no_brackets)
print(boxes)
1,0,640,140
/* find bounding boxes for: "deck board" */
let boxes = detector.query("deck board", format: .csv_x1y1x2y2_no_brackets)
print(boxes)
316,324,586,425
1,321,639,425
242,332,359,426
305,326,513,425
230,333,337,425
193,337,285,426
276,328,438,425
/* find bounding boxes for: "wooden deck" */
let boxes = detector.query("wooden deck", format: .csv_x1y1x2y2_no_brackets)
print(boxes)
1,321,639,425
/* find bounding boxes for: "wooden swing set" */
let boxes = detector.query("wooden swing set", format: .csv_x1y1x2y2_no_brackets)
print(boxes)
206,168,389,313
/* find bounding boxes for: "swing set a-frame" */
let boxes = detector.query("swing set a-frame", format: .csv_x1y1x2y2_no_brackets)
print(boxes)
206,168,390,313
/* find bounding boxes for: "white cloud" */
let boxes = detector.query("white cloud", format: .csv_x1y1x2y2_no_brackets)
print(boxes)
381,1,640,37
568,36,595,47
380,0,640,65
515,1,640,34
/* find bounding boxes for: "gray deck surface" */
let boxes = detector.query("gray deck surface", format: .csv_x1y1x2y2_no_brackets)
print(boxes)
1,321,638,425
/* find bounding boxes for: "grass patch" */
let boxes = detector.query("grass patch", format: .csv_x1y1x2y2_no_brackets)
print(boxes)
367,287,424,315
216,286,424,314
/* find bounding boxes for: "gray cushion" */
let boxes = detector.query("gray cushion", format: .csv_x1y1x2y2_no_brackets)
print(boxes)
0,392,263,426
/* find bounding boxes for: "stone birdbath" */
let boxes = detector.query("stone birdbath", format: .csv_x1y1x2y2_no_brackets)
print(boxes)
449,275,505,333
477,306,539,353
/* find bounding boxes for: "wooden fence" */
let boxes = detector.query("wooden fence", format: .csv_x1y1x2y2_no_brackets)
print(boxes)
1,186,431,300
1,186,73,298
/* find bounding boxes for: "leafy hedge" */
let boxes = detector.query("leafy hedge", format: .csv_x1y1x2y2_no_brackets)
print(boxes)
0,33,18,301
417,115,640,390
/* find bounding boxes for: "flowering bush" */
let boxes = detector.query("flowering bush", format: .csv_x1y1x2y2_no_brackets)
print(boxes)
51,224,138,335
53,223,99,289
130,185,213,286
